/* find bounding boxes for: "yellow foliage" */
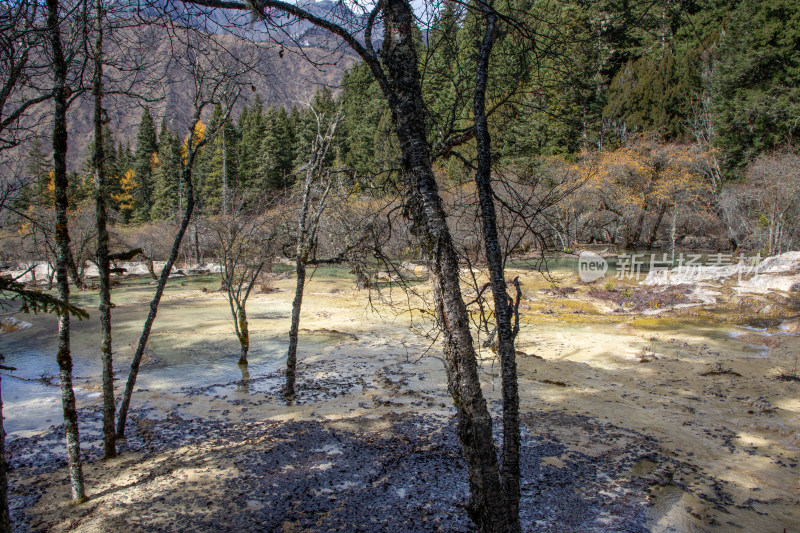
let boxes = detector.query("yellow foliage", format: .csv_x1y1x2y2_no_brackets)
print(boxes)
589,138,712,213
182,120,206,162
44,169,55,206
111,168,139,213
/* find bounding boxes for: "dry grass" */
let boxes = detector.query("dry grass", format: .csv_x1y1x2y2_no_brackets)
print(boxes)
588,284,692,312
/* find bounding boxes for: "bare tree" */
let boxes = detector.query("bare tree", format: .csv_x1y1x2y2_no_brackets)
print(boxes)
209,195,278,366
46,0,87,502
0,1,52,154
724,151,800,255
0,356,15,533
0,0,56,295
284,109,341,399
179,0,516,527
471,1,520,524
116,36,244,437
90,0,117,459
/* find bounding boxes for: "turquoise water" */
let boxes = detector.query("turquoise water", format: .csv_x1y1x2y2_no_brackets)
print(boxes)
0,280,335,436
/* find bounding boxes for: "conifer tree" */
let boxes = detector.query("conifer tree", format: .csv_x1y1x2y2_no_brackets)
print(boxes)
339,64,388,176
199,104,238,213
238,95,265,190
80,125,118,196
24,138,51,207
118,140,132,173
260,105,295,190
604,49,691,139
132,108,158,222
292,105,316,168
373,108,401,176
150,125,182,219
711,0,800,176
108,140,133,213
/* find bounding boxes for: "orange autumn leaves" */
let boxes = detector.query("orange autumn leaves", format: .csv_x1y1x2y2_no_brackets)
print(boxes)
589,139,713,212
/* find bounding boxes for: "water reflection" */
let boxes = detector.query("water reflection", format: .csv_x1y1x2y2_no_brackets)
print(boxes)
237,364,251,393
0,282,344,435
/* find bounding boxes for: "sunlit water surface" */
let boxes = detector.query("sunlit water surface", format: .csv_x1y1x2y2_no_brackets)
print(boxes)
0,275,337,436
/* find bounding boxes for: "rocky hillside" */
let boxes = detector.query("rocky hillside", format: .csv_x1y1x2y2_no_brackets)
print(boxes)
16,21,357,168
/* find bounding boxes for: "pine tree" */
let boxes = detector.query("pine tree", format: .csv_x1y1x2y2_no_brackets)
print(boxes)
132,108,158,222
150,126,182,219
423,0,470,147
238,95,265,190
604,49,691,139
373,108,401,177
260,106,296,190
117,140,133,173
23,138,51,207
68,171,91,207
339,63,388,177
107,140,133,213
711,0,800,176
293,105,316,169
111,169,135,220
80,125,119,204
198,104,238,213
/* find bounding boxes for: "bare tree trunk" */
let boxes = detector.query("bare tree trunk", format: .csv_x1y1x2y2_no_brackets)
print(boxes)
285,258,306,398
381,1,511,529
47,0,86,501
284,174,312,399
193,223,200,265
283,112,337,399
647,203,667,250
629,202,648,249
145,255,157,280
116,135,197,438
0,365,10,533
473,3,520,528
92,0,115,459
237,307,249,365
671,204,678,265
67,249,85,290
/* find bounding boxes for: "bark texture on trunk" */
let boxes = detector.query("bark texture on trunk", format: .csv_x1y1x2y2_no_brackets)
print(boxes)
236,307,249,366
381,1,511,529
48,0,86,501
473,4,520,528
0,372,9,533
285,258,306,398
116,137,197,438
284,116,336,399
92,0,115,459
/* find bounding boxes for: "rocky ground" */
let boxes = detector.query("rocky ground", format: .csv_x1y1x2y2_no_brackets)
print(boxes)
9,385,668,532
4,252,800,531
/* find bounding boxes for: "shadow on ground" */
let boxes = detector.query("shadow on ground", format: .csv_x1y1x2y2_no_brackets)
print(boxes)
10,407,662,532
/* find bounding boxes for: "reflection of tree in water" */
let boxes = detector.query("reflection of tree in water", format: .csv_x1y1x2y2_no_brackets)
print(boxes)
237,364,251,394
